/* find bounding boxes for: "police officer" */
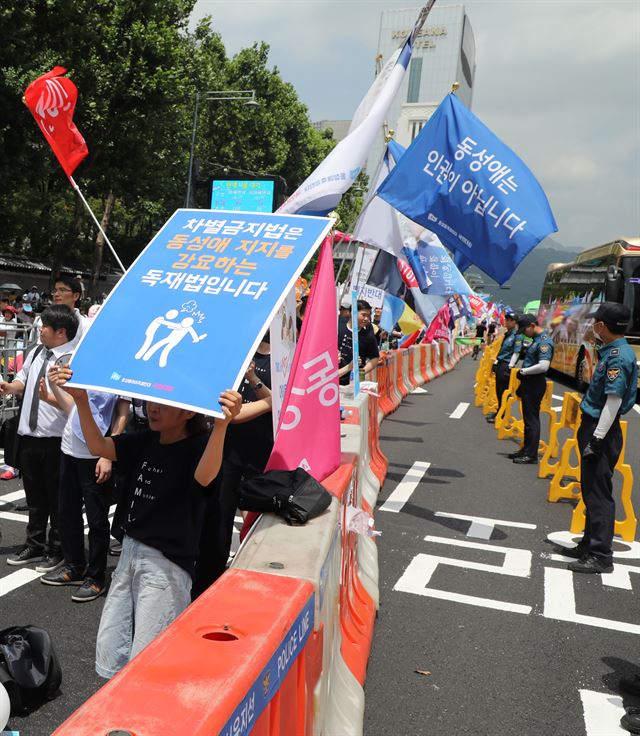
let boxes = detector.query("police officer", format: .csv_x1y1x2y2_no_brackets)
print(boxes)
510,314,553,464
486,312,519,424
562,303,638,574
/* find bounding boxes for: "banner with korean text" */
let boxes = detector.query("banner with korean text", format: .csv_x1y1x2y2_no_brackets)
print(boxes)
266,235,341,480
376,93,557,285
69,209,332,417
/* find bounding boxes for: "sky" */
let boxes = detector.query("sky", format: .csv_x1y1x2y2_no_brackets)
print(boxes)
191,0,640,252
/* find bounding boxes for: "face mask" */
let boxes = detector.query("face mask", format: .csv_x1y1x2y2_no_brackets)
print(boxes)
593,323,604,345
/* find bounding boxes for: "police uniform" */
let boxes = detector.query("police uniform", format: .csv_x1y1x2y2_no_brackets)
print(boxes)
574,326,638,568
493,323,519,413
518,330,554,460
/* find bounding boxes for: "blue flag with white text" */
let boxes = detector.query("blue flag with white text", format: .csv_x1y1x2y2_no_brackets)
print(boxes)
376,93,558,285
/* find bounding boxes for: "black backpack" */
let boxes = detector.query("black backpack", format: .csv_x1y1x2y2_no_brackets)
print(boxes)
0,625,62,715
238,467,332,525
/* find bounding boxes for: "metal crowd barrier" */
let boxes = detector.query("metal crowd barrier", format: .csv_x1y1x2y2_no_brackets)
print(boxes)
0,323,39,423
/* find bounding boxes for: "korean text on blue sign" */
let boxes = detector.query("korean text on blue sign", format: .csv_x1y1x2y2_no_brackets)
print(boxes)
376,93,557,285
69,210,332,417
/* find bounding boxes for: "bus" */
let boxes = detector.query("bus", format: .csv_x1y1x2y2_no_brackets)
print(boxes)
538,236,640,390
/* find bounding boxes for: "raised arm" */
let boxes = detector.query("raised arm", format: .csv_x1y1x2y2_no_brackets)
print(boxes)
194,390,242,486
52,368,117,460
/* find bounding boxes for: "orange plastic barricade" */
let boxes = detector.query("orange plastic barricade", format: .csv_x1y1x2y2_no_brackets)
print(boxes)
53,570,316,736
419,344,430,383
376,354,396,417
367,390,388,486
430,342,443,378
438,342,448,374
395,349,410,398
407,347,418,389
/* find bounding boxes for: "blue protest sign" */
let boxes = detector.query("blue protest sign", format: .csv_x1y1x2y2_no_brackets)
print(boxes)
376,93,557,285
69,209,332,417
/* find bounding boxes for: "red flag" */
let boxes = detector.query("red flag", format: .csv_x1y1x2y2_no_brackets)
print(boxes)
425,303,451,342
23,66,88,179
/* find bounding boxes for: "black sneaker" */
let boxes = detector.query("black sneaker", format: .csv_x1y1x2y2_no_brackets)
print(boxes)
108,542,122,556
72,578,105,602
7,546,44,566
507,449,525,459
620,675,640,698
554,545,587,560
41,564,85,586
568,555,613,574
513,455,538,465
621,706,640,734
35,553,64,573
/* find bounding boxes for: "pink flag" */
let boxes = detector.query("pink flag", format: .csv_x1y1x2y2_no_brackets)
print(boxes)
241,236,341,539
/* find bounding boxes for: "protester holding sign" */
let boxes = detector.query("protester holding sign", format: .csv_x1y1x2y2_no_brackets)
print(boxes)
51,367,242,678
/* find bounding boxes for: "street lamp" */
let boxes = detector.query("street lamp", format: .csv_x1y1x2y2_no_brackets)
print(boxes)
185,89,259,208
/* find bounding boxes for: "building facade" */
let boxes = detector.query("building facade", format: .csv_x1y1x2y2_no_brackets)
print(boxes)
368,4,476,175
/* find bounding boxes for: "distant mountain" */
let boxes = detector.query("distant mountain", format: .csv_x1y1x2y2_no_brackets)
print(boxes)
465,237,582,311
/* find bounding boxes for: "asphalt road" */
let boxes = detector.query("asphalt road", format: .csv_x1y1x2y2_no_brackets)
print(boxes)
364,355,640,736
1,353,639,735
0,471,242,735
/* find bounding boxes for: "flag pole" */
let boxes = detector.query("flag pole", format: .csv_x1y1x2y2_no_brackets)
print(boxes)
69,177,126,274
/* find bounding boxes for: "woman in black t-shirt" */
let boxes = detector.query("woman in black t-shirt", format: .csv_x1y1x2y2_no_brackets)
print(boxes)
53,366,241,679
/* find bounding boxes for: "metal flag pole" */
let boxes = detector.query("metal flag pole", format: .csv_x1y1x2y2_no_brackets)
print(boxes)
69,177,126,274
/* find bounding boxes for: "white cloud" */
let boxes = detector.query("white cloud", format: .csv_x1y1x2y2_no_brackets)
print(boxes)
190,0,640,250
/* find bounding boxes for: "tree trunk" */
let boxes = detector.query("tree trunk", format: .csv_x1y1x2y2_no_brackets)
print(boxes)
90,190,115,298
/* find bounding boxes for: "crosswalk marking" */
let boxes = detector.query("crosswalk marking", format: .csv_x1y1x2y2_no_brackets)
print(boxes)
580,689,627,735
0,489,25,504
0,568,43,596
449,402,469,419
380,461,431,513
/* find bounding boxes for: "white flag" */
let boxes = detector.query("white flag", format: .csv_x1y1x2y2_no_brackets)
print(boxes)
278,1,436,216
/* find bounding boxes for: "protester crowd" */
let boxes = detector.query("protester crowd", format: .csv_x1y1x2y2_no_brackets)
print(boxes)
0,273,401,685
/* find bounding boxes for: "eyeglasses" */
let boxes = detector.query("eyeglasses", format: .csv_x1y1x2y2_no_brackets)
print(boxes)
52,288,73,294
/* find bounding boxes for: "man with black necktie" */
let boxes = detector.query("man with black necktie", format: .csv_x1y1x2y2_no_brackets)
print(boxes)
0,305,78,570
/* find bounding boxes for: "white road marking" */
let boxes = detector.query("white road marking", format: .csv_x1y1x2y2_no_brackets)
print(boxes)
633,405,640,415
0,511,28,523
543,567,640,635
412,386,428,395
551,405,563,412
395,537,532,615
580,689,627,735
449,402,469,419
552,394,563,401
547,530,640,560
435,512,536,540
380,461,431,513
0,489,25,503
0,568,43,596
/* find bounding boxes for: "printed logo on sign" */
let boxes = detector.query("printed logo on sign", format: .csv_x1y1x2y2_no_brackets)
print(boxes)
110,371,121,381
428,213,438,222
262,670,271,696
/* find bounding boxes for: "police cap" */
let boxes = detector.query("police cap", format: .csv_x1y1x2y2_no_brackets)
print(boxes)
505,312,518,322
518,313,538,328
590,302,630,333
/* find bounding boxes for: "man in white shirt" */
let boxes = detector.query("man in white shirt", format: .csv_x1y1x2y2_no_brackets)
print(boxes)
51,274,91,346
0,305,79,570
